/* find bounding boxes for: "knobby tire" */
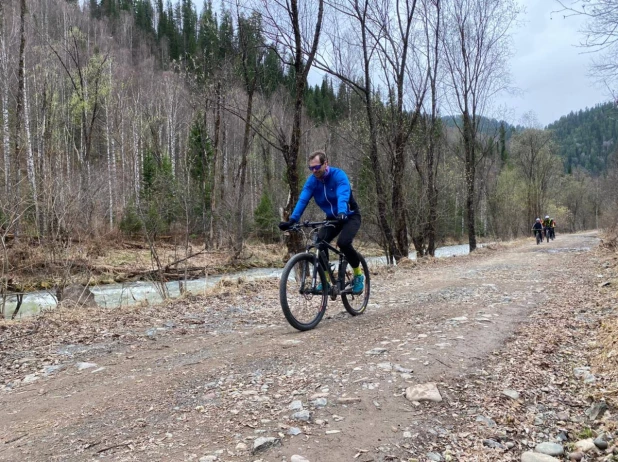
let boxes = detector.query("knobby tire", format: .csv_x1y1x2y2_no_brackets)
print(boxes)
341,254,370,316
279,253,328,331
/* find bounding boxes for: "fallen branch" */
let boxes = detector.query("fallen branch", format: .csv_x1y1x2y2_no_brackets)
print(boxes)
4,434,27,444
96,440,132,454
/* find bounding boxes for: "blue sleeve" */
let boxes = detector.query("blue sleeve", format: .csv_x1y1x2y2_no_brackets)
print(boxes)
334,169,351,215
290,177,314,222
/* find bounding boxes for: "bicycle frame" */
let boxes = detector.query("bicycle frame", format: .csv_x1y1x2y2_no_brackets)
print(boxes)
291,221,351,296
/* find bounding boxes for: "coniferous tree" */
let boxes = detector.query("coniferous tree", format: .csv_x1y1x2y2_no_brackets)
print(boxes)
197,0,218,78
218,9,234,62
181,0,197,59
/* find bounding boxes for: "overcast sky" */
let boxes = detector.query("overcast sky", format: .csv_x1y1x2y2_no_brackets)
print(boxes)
500,0,610,127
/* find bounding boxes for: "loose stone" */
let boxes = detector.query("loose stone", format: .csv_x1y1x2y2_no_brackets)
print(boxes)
502,389,520,400
76,362,97,370
252,436,281,454
482,439,504,449
291,456,310,462
573,438,596,452
288,400,303,411
291,410,311,422
336,397,361,405
593,437,608,450
405,383,442,402
521,452,560,462
475,415,497,428
586,401,608,420
534,442,564,456
393,364,412,373
365,348,388,355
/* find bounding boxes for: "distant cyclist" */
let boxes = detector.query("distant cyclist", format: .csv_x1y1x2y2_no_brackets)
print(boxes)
549,218,556,239
532,218,543,242
542,215,552,240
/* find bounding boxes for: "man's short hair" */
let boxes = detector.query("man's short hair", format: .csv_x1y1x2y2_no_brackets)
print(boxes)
308,150,327,164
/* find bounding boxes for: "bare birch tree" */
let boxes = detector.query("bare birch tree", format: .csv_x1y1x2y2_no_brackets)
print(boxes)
442,0,519,251
372,0,429,260
232,10,263,257
510,127,562,224
411,0,443,256
254,0,324,255
315,0,399,261
0,0,13,196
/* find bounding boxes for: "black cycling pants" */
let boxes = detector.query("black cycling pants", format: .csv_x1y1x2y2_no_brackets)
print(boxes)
317,214,361,268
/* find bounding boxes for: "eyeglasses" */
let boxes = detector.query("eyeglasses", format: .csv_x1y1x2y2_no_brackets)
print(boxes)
308,164,323,172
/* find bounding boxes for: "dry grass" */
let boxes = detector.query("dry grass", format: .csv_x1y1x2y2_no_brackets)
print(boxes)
591,238,618,407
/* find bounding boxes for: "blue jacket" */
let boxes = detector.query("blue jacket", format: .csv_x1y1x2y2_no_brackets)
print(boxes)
290,167,360,221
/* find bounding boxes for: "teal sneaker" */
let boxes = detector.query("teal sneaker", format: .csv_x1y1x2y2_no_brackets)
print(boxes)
351,274,364,294
316,282,329,292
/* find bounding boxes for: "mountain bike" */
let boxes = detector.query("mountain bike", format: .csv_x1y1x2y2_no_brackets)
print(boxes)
533,228,543,245
279,220,371,331
544,227,551,243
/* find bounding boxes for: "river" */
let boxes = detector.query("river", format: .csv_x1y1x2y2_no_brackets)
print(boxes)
2,244,473,319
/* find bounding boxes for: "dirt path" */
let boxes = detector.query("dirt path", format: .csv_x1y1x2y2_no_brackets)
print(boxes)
0,232,611,462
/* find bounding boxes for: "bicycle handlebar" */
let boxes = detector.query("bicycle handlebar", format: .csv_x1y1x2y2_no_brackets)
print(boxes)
287,220,338,231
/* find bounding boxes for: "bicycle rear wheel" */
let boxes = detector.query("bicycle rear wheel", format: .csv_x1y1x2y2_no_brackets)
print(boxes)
279,253,328,331
341,254,370,316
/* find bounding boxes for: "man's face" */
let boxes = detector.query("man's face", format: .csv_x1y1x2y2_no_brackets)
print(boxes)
309,157,327,179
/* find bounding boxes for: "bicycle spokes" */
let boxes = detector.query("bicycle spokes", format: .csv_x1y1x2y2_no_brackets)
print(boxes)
341,256,370,316
280,254,327,330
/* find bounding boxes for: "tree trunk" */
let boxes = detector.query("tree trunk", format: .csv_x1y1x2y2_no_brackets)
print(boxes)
13,0,26,238
208,82,221,248
233,87,255,256
391,140,408,259
463,114,477,251
0,3,10,196
106,99,114,228
282,75,305,256
426,138,438,256
335,0,400,263
23,55,39,235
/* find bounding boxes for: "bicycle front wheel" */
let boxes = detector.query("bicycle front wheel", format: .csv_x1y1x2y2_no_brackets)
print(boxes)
279,253,328,331
341,254,370,316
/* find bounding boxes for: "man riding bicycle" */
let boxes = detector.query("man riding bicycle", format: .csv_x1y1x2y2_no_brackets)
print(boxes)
542,215,552,239
532,218,543,242
278,150,364,294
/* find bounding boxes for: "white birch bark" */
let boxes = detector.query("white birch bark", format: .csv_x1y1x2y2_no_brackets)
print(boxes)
23,56,39,230
120,111,126,207
105,61,115,228
106,102,114,228
133,120,140,204
0,18,10,194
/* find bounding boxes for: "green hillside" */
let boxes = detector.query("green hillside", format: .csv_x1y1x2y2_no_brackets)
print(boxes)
547,102,618,174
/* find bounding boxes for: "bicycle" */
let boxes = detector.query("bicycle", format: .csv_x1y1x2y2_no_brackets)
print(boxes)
532,228,543,245
279,220,371,331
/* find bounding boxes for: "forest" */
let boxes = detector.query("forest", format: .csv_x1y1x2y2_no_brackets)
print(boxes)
1,0,618,291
